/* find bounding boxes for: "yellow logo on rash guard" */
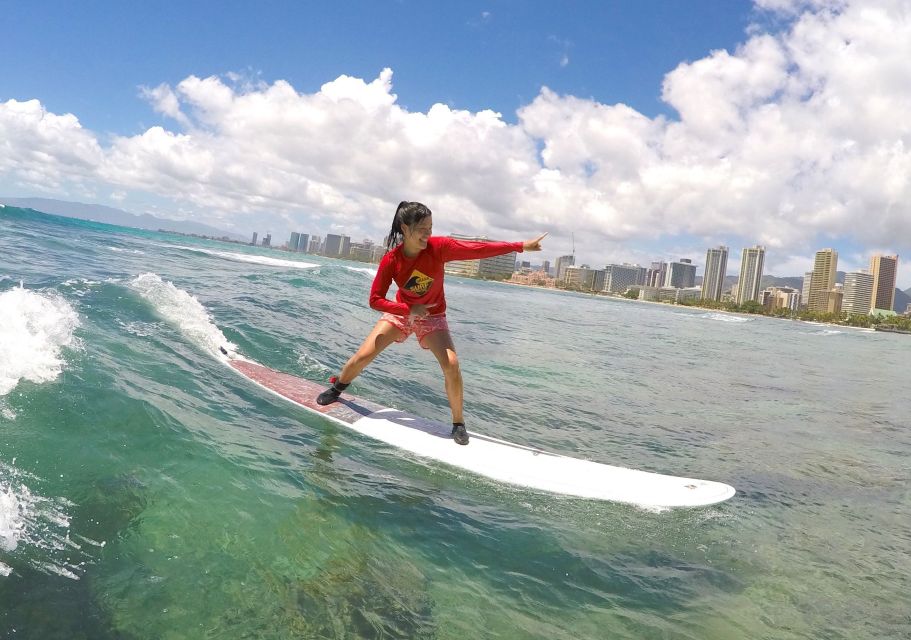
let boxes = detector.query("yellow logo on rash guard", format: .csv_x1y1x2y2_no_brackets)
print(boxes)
403,269,434,295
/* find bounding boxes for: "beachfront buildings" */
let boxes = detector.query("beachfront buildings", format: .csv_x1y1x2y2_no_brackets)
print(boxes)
735,245,765,305
555,255,575,280
800,271,813,308
479,250,519,279
759,286,801,312
288,232,309,253
647,261,667,288
807,248,839,312
842,271,874,315
870,254,899,313
701,246,729,301
349,240,385,262
826,284,844,314
665,259,696,289
563,266,605,291
603,263,645,294
639,286,701,303
323,234,351,258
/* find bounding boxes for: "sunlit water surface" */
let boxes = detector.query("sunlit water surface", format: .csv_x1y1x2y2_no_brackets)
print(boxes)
1,206,908,639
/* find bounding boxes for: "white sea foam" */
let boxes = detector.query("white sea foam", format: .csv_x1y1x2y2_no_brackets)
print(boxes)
106,246,145,255
0,482,25,553
0,462,90,580
171,245,319,270
0,401,15,420
59,278,102,298
700,313,751,323
129,273,236,355
117,319,161,337
0,286,81,397
345,266,378,277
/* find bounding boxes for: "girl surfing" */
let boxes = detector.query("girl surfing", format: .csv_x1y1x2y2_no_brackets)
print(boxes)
317,201,546,445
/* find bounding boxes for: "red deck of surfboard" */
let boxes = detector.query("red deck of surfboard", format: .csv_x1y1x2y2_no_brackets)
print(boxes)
229,359,385,424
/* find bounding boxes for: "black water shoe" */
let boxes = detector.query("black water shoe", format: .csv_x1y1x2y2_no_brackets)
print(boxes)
316,377,348,406
451,422,469,445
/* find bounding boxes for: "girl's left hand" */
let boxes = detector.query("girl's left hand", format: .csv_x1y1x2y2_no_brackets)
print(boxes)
523,233,547,251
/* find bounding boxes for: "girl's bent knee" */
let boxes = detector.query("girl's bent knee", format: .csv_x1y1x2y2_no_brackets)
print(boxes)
441,355,460,375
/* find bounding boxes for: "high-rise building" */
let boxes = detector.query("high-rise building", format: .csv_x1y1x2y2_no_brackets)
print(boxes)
308,235,322,253
262,233,271,248
826,284,844,314
478,251,517,279
287,232,309,253
604,264,644,293
647,261,667,288
665,259,696,289
324,234,350,258
542,260,551,276
807,249,838,312
555,255,575,280
735,245,765,305
251,232,258,246
870,254,899,312
800,271,813,308
701,246,729,301
842,271,873,315
348,240,378,262
563,266,603,290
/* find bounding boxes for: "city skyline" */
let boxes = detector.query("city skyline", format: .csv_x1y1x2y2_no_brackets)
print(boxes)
234,221,911,313
265,226,905,292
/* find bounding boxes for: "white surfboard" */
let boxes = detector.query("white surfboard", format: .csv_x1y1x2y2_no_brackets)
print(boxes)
221,350,735,508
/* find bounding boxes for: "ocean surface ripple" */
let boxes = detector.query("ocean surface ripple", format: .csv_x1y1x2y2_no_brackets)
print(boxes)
1,206,909,639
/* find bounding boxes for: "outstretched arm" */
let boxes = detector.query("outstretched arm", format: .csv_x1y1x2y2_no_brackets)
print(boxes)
441,233,547,262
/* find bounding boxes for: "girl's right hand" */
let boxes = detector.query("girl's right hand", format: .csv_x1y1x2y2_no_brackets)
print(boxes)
409,303,436,319
523,233,547,251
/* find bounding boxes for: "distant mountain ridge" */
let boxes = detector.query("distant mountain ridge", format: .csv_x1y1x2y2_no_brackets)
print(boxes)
0,197,245,241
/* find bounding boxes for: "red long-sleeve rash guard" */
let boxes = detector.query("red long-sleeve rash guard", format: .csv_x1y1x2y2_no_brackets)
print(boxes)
369,236,524,316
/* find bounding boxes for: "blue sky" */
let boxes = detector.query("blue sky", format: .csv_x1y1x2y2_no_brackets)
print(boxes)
2,1,753,131
1,0,909,285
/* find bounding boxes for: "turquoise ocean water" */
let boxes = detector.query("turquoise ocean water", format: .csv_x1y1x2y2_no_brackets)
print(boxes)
1,205,908,639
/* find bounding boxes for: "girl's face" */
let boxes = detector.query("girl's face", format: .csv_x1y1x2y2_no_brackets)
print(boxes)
403,215,433,250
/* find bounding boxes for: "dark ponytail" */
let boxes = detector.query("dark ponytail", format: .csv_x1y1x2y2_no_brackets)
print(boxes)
384,201,432,252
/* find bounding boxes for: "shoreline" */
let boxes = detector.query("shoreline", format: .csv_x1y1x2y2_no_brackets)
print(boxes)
481,278,889,333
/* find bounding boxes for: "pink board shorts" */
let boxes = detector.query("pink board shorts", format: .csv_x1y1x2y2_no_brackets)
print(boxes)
380,313,449,349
